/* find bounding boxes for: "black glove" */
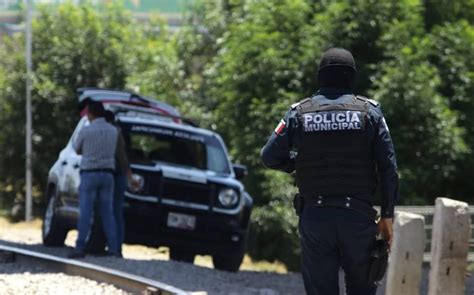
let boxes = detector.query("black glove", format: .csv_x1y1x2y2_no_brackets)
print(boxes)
292,193,303,216
367,238,389,284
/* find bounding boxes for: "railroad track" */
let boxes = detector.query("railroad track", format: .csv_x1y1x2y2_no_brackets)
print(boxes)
0,244,194,295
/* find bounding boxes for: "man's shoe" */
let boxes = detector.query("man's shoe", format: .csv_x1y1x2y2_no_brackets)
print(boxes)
67,250,86,259
87,249,108,257
105,251,122,258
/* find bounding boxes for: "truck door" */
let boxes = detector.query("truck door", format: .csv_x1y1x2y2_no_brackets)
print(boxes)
58,117,88,211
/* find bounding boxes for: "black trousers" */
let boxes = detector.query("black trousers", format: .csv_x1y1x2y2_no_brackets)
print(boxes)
299,207,377,295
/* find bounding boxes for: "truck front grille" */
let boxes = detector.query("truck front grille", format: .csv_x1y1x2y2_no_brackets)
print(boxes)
162,179,212,206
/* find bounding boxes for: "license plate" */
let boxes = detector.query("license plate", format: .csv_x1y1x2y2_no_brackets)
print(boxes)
167,212,196,230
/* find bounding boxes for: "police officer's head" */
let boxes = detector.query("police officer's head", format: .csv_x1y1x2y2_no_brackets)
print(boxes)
87,101,105,121
317,47,356,90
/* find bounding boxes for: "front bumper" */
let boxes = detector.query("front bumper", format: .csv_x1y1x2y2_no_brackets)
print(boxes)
123,199,250,254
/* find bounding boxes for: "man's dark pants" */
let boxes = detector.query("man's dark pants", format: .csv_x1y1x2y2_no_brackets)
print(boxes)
299,207,377,295
113,173,127,254
76,171,118,254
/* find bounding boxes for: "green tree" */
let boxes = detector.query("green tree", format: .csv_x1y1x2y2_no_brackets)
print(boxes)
371,39,467,203
126,17,214,127
424,0,474,29
311,0,424,91
0,3,171,210
427,21,474,200
205,0,316,205
0,36,30,209
179,0,472,267
126,18,182,105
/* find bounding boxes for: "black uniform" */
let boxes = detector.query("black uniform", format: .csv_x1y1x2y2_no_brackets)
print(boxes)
261,87,399,295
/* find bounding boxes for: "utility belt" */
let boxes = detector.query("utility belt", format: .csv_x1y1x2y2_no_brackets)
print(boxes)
293,194,377,220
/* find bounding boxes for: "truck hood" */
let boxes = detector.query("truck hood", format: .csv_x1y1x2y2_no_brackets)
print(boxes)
161,165,207,184
130,162,243,189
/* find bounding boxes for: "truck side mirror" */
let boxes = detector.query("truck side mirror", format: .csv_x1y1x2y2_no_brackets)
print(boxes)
232,164,247,180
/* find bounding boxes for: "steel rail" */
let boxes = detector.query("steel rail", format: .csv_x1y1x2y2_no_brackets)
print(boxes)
0,244,193,295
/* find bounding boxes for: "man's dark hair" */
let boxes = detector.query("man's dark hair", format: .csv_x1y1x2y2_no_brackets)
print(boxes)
318,47,356,90
104,110,115,123
87,101,105,118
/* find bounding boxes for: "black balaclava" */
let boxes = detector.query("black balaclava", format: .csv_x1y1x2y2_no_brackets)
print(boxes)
317,47,356,90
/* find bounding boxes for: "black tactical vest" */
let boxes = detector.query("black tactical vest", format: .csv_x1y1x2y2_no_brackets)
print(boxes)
294,95,376,196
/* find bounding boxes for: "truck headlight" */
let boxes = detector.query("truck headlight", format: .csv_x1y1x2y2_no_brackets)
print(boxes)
218,188,239,207
128,173,144,193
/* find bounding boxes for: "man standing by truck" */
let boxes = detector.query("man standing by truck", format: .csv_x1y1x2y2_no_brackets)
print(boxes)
69,101,120,258
105,110,136,256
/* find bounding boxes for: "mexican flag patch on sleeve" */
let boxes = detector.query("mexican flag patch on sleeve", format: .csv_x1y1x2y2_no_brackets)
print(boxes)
274,119,286,135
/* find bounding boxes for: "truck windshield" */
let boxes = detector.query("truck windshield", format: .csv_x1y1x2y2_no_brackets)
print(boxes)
121,123,231,174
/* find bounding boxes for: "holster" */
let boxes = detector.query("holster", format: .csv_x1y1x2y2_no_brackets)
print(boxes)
293,193,303,216
367,238,389,284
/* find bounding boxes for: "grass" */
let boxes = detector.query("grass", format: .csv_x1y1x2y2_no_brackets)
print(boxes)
0,216,43,230
0,216,288,273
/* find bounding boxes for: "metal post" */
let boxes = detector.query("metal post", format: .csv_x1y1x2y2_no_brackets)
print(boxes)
25,0,33,222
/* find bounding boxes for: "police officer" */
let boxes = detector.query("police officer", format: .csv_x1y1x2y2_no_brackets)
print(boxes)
261,47,399,295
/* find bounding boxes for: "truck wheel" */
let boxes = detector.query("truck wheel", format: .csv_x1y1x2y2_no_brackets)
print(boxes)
42,188,68,246
212,245,245,272
169,247,195,263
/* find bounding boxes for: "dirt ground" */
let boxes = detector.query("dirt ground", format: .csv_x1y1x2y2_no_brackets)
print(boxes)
0,217,287,273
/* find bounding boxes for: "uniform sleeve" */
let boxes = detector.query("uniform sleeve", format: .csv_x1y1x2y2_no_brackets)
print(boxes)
372,107,399,218
260,110,297,173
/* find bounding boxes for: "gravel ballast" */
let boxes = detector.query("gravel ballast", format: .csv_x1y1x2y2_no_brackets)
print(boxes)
0,262,129,295
0,222,305,294
0,241,303,295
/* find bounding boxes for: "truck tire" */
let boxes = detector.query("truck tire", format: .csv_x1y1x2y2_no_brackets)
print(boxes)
42,188,68,247
169,247,195,263
212,244,245,272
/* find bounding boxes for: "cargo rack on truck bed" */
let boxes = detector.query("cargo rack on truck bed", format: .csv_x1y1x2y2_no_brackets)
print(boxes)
76,87,198,127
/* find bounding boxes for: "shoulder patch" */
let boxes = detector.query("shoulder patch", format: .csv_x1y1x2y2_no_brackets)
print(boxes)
356,95,379,107
290,97,311,110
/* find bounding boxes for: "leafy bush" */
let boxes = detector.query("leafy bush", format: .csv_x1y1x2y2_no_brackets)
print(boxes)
248,200,300,271
0,4,177,209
